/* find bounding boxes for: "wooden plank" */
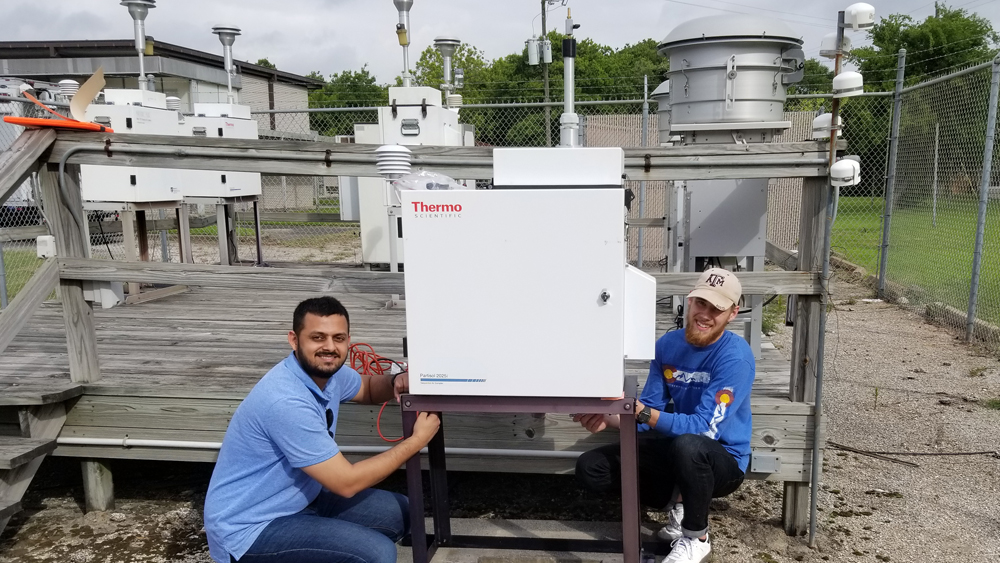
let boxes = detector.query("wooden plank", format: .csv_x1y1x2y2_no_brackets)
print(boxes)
0,500,21,522
63,394,814,451
0,436,57,470
0,225,48,243
51,131,834,180
38,168,101,384
52,131,837,158
0,257,59,356
766,241,799,272
652,271,820,296
0,402,66,534
58,258,407,294
237,212,353,224
0,379,82,406
0,129,56,208
123,285,190,305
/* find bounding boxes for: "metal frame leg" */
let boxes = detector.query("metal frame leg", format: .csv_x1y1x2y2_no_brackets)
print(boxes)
620,375,641,563
428,417,451,547
403,410,430,563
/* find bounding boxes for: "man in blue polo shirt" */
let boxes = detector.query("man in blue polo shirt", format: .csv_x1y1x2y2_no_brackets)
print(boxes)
574,268,755,563
204,296,440,563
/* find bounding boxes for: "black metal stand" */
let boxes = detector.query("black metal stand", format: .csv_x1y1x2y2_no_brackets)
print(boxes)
400,377,646,563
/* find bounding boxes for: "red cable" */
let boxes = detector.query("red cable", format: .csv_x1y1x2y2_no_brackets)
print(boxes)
350,343,404,443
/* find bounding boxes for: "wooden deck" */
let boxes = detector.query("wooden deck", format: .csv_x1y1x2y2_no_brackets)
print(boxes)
0,281,813,482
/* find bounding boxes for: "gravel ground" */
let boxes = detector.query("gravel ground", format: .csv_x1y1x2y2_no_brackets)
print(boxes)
1,272,999,562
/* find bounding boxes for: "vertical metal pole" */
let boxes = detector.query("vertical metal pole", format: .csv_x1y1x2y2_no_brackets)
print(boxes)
877,49,907,298
809,12,844,548
0,240,8,309
966,56,1000,342
253,199,264,266
933,122,939,228
541,0,552,147
637,76,649,269
159,208,169,262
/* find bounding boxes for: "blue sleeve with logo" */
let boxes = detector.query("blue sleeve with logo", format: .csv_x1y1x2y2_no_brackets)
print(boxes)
652,355,753,439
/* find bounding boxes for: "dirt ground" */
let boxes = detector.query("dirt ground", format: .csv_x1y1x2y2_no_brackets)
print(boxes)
1,272,998,563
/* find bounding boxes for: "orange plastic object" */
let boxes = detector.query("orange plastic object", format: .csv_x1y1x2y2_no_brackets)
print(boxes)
2,116,113,132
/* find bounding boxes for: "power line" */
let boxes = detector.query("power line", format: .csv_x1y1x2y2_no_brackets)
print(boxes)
677,0,836,23
660,0,834,31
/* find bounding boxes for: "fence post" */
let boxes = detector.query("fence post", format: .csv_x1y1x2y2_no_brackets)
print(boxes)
0,240,7,309
637,75,649,268
966,55,1000,342
877,49,906,298
933,122,939,228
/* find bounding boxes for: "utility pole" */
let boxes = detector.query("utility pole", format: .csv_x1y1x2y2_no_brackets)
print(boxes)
542,0,552,146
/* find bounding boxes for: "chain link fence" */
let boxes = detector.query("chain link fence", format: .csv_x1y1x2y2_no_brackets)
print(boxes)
6,65,1000,353
882,61,1000,350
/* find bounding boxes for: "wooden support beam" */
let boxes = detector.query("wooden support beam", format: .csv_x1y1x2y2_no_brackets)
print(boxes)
58,258,407,294
39,166,111,514
50,131,836,181
135,210,150,262
782,176,827,536
0,257,58,356
0,129,56,208
766,241,799,272
55,258,819,297
177,206,193,264
81,459,114,512
652,271,821,296
38,168,101,384
0,402,67,533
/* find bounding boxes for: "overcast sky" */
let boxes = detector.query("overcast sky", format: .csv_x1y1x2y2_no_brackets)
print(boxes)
3,0,999,83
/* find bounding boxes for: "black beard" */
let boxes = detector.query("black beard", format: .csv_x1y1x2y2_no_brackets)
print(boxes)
295,351,344,380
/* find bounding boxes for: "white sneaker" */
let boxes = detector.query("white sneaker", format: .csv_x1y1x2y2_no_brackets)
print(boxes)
656,502,684,542
664,535,711,563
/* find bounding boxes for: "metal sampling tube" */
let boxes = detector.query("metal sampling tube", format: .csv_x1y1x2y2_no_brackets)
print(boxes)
223,45,234,103
134,18,147,90
394,0,413,87
559,9,579,147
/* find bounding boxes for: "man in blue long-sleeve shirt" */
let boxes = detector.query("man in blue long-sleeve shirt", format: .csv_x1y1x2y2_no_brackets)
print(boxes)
574,268,755,563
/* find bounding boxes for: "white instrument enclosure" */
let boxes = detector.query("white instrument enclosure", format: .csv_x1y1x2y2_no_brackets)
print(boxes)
402,187,655,398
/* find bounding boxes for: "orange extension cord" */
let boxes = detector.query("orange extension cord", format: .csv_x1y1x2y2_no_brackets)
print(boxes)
349,343,405,443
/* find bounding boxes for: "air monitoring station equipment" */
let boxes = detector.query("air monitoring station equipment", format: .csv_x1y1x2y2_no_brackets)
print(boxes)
655,14,806,358
344,0,475,271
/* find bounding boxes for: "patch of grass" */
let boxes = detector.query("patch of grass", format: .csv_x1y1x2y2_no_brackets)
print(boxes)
761,294,786,335
266,233,356,249
1,248,45,302
189,225,257,237
983,398,1000,410
833,197,1000,326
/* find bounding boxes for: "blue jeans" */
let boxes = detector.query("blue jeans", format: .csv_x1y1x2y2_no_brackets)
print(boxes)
235,488,409,563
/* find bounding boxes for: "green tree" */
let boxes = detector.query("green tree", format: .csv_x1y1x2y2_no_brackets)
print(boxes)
307,66,389,136
255,58,277,70
851,3,999,88
842,3,998,197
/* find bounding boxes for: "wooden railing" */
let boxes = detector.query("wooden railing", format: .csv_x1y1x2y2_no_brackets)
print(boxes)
0,128,836,535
